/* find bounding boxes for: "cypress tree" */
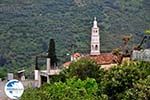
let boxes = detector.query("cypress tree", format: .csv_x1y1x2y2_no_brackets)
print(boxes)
35,56,39,70
47,39,57,69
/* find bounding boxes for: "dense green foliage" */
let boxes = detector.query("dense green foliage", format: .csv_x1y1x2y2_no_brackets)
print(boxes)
21,77,102,100
62,58,103,80
21,59,150,100
0,0,150,71
100,62,149,99
49,58,103,83
0,67,7,80
119,76,150,100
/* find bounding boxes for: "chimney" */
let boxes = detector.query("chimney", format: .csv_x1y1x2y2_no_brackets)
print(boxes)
47,58,50,73
71,54,74,61
34,70,39,80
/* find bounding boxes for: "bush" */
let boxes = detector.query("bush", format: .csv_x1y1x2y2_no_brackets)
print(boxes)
118,76,150,100
0,67,7,80
61,58,103,81
50,58,104,83
100,62,147,99
21,77,100,100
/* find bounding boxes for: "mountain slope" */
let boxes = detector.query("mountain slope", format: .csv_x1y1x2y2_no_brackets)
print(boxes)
0,0,150,70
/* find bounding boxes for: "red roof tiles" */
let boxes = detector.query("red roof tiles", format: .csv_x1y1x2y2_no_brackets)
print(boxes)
63,61,72,68
71,53,81,58
88,53,122,65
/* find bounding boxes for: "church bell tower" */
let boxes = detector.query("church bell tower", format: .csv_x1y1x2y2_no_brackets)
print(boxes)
90,17,100,55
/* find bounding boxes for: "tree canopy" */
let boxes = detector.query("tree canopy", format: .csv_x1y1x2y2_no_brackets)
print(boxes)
21,59,150,100
47,39,57,68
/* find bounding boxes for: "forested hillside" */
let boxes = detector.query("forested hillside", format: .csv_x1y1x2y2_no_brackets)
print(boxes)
0,0,150,71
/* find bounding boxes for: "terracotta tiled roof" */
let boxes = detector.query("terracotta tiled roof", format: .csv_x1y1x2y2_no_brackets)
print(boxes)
88,53,122,65
63,61,72,68
72,53,81,58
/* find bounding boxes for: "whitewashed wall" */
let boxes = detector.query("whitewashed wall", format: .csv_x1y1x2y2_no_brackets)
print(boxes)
132,49,150,61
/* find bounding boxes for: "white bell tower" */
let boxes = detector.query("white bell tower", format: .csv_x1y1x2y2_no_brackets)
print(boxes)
90,17,100,55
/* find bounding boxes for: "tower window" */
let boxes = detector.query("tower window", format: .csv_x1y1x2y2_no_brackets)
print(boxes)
92,45,94,50
95,45,98,50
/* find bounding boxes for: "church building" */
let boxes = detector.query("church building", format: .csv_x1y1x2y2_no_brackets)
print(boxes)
88,17,121,69
63,17,122,69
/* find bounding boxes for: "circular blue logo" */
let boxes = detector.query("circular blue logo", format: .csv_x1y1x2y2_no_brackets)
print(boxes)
4,79,24,99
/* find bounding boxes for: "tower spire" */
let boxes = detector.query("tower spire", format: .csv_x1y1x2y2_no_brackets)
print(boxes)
93,17,97,28
90,17,100,55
